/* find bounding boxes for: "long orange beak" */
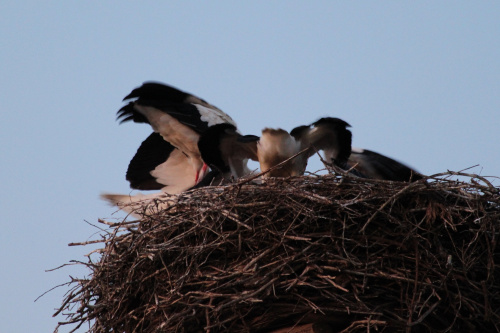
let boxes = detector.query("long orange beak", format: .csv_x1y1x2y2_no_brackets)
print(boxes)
195,163,209,184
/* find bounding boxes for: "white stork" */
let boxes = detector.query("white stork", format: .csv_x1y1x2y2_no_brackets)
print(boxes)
300,117,422,182
101,82,248,214
258,117,421,182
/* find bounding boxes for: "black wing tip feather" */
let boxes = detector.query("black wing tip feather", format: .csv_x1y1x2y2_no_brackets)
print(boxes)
123,81,161,100
123,81,191,103
354,149,424,182
116,102,149,124
118,81,185,124
312,117,352,128
125,133,176,190
407,172,424,182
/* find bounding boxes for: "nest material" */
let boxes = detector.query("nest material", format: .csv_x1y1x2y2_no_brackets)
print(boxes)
55,172,500,332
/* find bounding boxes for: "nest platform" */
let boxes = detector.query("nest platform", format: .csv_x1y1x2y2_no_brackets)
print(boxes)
55,172,500,332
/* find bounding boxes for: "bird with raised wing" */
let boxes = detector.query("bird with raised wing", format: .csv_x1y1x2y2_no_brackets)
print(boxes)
101,82,252,214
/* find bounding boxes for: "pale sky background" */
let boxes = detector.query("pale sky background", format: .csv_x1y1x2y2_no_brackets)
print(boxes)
1,2,499,332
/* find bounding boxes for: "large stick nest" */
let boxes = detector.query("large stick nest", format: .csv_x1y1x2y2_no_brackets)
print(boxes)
55,172,500,332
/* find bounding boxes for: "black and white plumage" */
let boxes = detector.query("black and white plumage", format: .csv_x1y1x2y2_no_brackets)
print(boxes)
125,132,177,190
303,117,422,182
101,82,245,214
292,117,353,168
254,118,352,178
117,82,236,187
198,123,259,179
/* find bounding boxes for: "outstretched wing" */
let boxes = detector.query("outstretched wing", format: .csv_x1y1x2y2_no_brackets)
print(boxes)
125,132,201,192
126,132,176,190
117,82,236,132
117,82,237,189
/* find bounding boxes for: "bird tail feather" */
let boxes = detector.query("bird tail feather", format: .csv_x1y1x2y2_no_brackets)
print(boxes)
100,192,177,218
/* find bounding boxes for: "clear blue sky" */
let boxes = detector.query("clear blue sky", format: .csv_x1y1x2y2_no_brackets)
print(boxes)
1,2,499,332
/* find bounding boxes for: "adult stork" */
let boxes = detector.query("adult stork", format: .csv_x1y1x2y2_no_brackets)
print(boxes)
101,82,249,214
298,117,422,182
